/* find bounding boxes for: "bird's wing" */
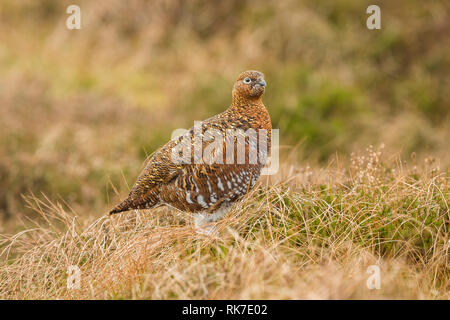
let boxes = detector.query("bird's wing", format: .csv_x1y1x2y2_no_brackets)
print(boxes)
157,118,267,213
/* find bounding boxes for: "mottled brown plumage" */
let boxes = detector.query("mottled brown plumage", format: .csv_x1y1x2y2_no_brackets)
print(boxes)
110,70,271,231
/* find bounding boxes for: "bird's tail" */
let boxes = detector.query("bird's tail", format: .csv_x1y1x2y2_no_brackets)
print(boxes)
109,193,158,215
109,197,135,215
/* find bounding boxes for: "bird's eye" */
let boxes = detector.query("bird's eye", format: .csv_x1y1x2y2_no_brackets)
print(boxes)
243,77,251,84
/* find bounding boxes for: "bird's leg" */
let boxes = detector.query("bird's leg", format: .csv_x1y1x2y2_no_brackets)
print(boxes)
193,213,217,235
193,205,230,235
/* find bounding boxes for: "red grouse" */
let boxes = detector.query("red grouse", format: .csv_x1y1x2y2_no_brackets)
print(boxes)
110,70,272,233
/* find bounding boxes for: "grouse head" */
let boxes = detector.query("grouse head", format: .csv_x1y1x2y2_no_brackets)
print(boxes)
232,70,266,104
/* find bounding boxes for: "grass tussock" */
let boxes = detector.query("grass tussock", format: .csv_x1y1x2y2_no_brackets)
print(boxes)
0,147,448,299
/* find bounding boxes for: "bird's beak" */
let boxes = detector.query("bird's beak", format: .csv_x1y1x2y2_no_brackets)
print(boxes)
258,79,267,87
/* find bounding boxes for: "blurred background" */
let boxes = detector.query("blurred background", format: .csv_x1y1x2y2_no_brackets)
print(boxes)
0,0,448,227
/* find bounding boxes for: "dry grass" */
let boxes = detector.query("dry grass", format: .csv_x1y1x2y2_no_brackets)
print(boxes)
0,147,448,299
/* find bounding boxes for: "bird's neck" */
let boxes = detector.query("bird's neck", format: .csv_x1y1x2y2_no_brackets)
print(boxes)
230,95,263,110
228,96,271,130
